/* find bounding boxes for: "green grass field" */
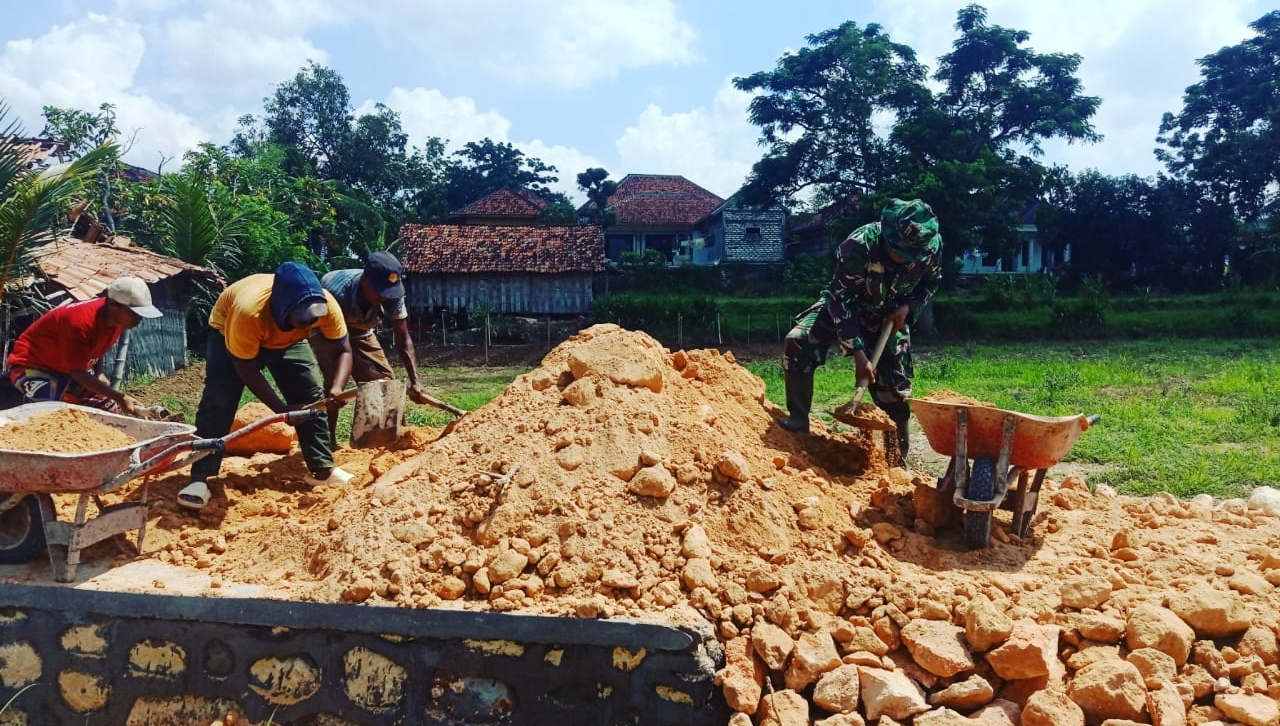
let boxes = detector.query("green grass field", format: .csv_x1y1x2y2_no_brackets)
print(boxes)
743,338,1280,499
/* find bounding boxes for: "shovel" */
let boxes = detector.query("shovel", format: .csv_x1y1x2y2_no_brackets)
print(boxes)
831,324,898,431
350,378,409,448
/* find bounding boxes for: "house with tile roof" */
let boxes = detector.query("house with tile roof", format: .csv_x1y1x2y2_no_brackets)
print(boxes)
398,224,605,316
578,174,786,266
449,188,549,226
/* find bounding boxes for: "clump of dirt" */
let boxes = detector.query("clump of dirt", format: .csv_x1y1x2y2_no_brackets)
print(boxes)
60,325,1280,723
0,407,136,452
924,388,994,406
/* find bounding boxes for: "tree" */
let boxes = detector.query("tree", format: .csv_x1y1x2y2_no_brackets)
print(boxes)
734,4,1101,261
444,139,559,212
238,62,451,252
535,192,579,226
40,103,124,231
1157,11,1280,221
733,21,927,205
577,168,618,226
0,102,116,308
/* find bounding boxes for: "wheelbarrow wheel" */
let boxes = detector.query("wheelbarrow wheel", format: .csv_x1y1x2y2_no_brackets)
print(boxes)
963,456,996,550
0,494,46,564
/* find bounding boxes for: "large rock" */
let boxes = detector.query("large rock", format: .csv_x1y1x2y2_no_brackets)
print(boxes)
1215,692,1280,726
1022,689,1085,726
858,667,929,721
812,664,860,714
225,402,295,455
985,619,1055,680
963,595,1014,652
900,619,975,678
757,689,809,726
1146,682,1187,726
1126,605,1195,666
1166,589,1252,638
784,631,841,691
751,622,794,671
719,635,764,714
929,674,994,711
1066,660,1148,724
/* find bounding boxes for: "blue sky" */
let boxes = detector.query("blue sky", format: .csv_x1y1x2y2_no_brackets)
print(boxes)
2,0,1271,203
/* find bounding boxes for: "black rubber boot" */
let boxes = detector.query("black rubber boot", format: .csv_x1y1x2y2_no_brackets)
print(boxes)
880,399,912,468
780,371,814,433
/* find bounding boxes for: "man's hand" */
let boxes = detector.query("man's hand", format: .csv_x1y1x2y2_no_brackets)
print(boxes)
119,395,140,416
407,384,432,406
854,350,875,387
886,304,911,333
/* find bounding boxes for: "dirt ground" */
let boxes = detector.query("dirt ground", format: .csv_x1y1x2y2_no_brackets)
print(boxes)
8,324,1280,725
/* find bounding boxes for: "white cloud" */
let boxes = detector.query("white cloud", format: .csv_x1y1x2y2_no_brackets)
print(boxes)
357,0,699,87
375,87,513,150
614,78,759,198
367,88,601,201
156,18,328,103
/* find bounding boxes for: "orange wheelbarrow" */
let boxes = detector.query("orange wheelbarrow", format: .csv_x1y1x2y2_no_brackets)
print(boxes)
909,397,1099,549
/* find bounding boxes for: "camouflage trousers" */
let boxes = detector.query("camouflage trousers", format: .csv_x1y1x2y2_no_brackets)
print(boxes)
782,304,914,407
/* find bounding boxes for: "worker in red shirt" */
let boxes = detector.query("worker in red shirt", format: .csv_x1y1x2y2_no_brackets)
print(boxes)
5,276,162,414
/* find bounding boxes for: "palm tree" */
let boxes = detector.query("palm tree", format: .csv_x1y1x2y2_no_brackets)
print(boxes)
0,102,116,300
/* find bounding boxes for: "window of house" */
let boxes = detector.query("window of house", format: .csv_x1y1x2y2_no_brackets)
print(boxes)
744,226,762,242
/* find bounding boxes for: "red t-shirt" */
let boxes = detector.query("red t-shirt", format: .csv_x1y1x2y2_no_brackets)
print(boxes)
6,297,123,375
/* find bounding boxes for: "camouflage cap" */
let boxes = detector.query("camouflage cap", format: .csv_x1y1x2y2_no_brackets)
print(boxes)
880,198,941,262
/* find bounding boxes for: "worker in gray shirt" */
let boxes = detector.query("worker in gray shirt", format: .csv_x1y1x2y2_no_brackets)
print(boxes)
313,251,435,412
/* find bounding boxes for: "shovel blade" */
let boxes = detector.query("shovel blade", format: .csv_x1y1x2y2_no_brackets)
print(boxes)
832,400,898,431
351,379,408,448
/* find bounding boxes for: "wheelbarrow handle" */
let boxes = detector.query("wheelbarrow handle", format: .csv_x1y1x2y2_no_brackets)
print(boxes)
1084,414,1101,428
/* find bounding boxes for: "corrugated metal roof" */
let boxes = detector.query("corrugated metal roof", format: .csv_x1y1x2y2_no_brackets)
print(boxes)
399,224,605,274
27,238,223,301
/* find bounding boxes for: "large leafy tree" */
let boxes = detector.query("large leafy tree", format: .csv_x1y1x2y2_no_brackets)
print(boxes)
735,4,1100,260
733,21,927,206
40,103,124,231
235,62,450,252
1157,11,1280,222
0,103,115,309
444,139,559,212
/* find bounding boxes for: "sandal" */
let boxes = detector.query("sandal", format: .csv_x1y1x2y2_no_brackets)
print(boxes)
177,481,211,510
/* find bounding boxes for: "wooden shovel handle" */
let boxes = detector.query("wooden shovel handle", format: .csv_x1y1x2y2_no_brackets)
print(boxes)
851,325,895,406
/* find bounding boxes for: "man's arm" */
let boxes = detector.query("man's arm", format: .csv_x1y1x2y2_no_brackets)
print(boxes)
318,335,354,398
389,318,432,404
67,369,138,414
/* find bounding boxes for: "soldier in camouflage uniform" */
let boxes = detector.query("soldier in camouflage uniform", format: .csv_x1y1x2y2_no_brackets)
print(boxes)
780,198,943,464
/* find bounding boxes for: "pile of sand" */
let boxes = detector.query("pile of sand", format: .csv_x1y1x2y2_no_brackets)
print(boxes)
66,324,1280,724
0,407,136,452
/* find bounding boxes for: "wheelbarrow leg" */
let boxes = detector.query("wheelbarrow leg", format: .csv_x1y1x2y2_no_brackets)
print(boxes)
1010,469,1048,538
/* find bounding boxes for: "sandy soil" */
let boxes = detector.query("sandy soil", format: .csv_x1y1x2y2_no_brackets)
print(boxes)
10,324,1280,724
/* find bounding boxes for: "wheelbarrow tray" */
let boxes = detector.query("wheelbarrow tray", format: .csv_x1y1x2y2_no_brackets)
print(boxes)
909,398,1093,471
0,402,196,494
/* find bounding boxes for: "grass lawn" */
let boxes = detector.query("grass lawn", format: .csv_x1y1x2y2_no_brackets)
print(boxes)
744,338,1280,499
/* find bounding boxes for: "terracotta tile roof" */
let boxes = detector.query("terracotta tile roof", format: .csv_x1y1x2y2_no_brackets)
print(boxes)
26,238,223,301
451,188,548,219
580,174,724,227
400,224,605,274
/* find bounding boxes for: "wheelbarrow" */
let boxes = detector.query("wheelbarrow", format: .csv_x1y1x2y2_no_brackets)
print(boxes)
0,401,321,582
909,397,1099,550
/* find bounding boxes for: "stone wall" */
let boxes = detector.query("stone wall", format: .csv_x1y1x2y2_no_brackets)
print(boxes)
0,584,727,726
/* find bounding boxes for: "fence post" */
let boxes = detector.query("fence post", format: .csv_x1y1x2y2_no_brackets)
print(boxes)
678,312,683,347
717,314,722,345
441,310,448,346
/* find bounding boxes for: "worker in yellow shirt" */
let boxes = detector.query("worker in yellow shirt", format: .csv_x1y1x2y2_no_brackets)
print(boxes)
178,262,354,510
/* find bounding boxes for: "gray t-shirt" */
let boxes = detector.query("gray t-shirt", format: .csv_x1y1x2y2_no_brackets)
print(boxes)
320,268,408,338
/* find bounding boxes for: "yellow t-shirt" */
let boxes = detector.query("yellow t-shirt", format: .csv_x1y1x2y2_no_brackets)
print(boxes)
209,274,347,360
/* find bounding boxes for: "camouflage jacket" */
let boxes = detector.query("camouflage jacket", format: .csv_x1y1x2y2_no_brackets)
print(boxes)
820,221,943,351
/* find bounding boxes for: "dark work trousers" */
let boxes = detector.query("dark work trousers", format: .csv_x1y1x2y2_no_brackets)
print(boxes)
190,332,332,482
